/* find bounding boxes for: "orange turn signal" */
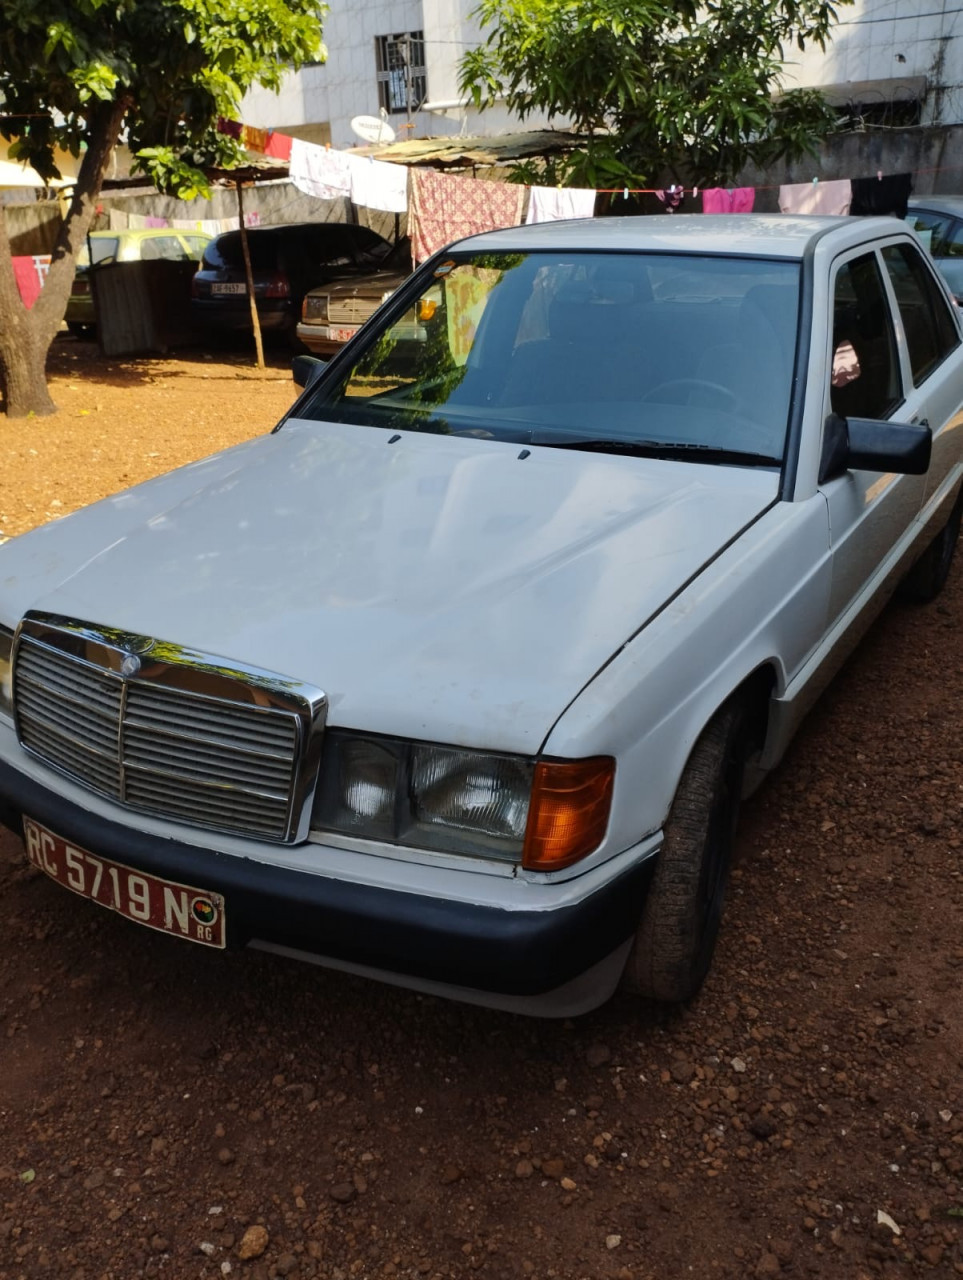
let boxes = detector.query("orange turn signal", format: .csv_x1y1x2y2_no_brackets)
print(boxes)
522,757,615,872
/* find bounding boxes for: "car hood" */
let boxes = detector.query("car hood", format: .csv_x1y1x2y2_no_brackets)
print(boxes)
316,270,409,298
1,420,778,754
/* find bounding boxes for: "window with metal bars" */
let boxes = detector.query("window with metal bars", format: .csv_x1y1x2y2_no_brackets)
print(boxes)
375,31,427,115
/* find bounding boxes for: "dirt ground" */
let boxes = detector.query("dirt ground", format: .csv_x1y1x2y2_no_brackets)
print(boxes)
0,336,961,1280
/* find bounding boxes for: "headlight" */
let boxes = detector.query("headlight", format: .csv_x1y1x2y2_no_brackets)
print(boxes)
312,730,614,869
302,294,329,323
0,625,13,721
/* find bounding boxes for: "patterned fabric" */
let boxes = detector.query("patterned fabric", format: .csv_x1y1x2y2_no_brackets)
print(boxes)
701,187,756,214
525,186,597,223
778,180,852,216
290,139,352,200
409,169,526,263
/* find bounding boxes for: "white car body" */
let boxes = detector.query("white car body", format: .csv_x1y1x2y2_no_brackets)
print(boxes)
1,215,961,1015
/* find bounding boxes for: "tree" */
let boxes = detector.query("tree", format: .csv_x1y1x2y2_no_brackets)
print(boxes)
0,0,326,418
459,0,851,191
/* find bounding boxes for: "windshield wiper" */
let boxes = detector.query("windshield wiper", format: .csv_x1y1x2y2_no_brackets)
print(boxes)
530,436,779,466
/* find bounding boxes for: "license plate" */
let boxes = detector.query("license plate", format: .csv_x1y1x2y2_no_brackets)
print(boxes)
22,818,226,948
329,326,358,343
211,282,247,295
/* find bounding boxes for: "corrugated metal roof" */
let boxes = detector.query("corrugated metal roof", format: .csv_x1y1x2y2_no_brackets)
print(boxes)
356,130,583,169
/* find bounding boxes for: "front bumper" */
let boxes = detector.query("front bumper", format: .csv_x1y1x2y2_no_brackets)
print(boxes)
0,755,655,1008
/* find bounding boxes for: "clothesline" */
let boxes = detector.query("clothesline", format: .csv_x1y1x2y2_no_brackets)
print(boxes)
216,118,923,261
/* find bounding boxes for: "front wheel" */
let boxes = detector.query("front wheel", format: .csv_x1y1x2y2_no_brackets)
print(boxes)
621,700,746,1003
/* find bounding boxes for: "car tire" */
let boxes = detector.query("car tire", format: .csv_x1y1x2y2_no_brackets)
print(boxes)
621,699,747,1003
900,489,963,604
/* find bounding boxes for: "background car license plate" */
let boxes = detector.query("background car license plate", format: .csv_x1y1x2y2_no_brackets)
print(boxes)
22,818,226,948
331,326,358,342
211,282,247,295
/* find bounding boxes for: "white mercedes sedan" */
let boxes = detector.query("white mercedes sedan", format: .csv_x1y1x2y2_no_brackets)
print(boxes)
1,215,961,1016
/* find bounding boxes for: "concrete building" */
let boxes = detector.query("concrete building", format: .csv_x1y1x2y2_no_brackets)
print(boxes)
240,0,550,149
781,0,963,129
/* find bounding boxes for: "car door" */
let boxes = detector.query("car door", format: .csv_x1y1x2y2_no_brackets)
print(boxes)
878,238,963,513
820,246,928,625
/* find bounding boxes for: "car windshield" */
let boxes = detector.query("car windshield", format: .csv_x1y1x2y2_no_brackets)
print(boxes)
297,250,801,464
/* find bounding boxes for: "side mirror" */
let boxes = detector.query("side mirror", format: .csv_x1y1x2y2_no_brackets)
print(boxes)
292,353,327,390
819,413,931,484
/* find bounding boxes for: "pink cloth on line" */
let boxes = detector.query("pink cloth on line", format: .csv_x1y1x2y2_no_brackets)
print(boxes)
778,180,852,216
409,169,526,264
701,187,755,214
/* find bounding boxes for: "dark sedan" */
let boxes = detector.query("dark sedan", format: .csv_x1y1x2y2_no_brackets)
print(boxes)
190,222,397,344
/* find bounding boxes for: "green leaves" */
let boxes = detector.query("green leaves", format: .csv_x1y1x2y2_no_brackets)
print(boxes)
0,0,329,188
460,0,852,188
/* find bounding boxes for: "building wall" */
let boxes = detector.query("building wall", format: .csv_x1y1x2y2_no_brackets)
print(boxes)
782,0,963,127
240,0,556,147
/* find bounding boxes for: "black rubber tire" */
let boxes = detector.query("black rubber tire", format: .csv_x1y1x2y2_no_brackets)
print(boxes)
621,700,746,1003
900,490,963,604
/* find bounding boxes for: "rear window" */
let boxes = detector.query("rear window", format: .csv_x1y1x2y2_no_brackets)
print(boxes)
77,236,120,268
202,233,281,270
202,225,392,271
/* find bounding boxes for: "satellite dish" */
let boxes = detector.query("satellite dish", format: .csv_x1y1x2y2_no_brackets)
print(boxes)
351,114,396,145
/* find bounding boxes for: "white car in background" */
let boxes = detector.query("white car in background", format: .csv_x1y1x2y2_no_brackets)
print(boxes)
1,214,961,1016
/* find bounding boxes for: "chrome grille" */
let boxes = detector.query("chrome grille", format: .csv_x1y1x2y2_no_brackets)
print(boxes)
328,296,379,325
16,642,123,796
13,622,326,843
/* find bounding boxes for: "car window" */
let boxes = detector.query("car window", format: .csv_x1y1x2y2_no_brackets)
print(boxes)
140,236,189,262
905,210,956,257
882,241,960,384
181,236,210,262
202,233,279,270
86,236,120,266
298,250,801,464
830,253,902,420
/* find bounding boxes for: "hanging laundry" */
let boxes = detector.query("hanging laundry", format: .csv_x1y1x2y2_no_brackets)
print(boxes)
241,125,269,153
849,173,913,219
108,209,129,230
12,255,51,309
346,153,409,214
655,184,685,212
144,216,170,228
701,187,756,214
409,169,526,263
290,138,352,200
217,118,243,139
264,131,293,162
778,180,852,216
525,186,597,223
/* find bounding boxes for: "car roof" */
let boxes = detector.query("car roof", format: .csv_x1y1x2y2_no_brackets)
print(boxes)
452,214,909,259
908,196,963,217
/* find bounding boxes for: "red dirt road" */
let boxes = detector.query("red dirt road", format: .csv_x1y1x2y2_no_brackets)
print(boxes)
0,339,961,1280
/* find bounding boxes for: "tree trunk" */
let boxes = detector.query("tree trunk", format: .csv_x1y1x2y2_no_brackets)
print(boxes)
0,96,130,418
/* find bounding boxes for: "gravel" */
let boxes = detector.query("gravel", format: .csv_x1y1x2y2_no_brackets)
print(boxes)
0,336,961,1278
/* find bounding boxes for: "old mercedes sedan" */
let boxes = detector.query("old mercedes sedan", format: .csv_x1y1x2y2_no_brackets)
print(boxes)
1,215,961,1016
